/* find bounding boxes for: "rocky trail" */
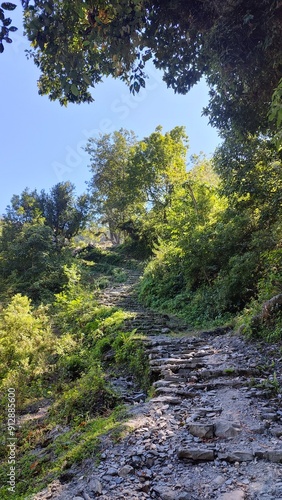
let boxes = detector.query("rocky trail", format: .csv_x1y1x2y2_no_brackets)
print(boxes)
34,268,282,500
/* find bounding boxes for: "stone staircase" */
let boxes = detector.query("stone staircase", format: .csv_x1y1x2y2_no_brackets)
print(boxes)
33,268,282,500
97,268,187,336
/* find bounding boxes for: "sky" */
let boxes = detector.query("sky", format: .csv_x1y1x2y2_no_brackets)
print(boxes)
0,6,220,216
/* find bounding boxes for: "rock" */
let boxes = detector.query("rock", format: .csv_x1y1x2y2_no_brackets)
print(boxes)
261,412,278,421
254,448,267,460
59,472,75,483
213,475,226,487
130,455,142,467
270,426,282,437
175,493,195,500
137,480,151,493
217,490,245,500
150,396,182,405
107,467,118,476
267,450,282,462
118,465,135,477
177,448,215,461
152,487,177,500
89,478,102,494
218,451,253,462
214,420,241,438
161,328,171,334
188,423,214,439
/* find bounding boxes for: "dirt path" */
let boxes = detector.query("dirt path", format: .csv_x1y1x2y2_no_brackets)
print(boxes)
34,269,282,500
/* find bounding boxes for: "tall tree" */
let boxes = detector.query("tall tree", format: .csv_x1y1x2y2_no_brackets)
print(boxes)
86,129,140,243
86,126,189,242
39,182,90,249
3,182,89,249
131,126,189,219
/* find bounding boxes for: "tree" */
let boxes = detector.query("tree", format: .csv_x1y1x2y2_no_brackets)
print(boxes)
131,126,189,220
0,218,67,301
86,126,189,243
8,0,279,135
0,182,89,300
213,133,282,224
39,181,90,249
3,182,89,249
86,129,141,243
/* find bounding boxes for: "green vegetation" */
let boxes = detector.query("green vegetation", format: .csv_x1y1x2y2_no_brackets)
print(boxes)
0,246,150,498
5,1,281,138
1,123,280,497
1,4,282,489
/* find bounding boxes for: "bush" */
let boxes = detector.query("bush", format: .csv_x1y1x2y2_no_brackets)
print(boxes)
51,364,118,423
0,294,56,409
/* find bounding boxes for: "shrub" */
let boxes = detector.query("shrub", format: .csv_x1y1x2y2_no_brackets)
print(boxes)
51,364,118,423
0,294,56,409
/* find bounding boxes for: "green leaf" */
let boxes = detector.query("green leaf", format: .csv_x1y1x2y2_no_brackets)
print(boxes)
71,84,79,96
1,2,16,11
8,25,17,31
83,74,92,86
0,41,4,52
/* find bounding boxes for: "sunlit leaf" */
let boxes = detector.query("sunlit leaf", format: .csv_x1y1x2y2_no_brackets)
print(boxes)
83,74,92,85
71,83,79,96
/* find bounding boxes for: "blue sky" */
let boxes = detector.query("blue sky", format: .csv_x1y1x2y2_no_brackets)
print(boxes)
0,6,220,216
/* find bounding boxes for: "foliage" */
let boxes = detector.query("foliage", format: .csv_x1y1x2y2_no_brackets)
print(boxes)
213,134,282,219
15,0,281,135
0,1,18,53
0,252,150,498
269,79,282,151
0,294,55,408
139,146,282,333
86,126,189,247
51,364,118,423
0,219,69,302
39,181,90,249
86,129,140,243
0,407,127,499
236,247,282,340
131,125,188,218
0,182,89,301
4,182,90,249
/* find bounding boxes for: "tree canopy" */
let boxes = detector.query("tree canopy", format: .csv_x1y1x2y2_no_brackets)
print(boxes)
86,126,189,243
4,181,89,248
2,1,281,135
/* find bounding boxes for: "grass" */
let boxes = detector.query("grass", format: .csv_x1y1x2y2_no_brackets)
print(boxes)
0,406,129,500
0,250,152,499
